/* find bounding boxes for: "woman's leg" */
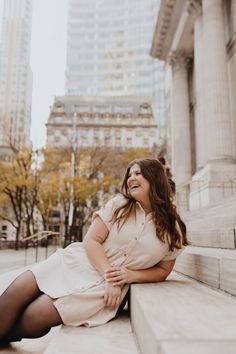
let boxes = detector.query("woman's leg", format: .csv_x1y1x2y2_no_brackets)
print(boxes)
0,270,41,340
4,294,63,342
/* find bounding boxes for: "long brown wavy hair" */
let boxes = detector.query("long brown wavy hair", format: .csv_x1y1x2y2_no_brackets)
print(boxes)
112,158,189,251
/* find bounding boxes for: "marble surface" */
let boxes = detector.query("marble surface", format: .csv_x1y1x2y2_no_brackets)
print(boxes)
44,312,138,354
131,273,236,354
175,246,236,295
188,228,236,249
221,257,236,296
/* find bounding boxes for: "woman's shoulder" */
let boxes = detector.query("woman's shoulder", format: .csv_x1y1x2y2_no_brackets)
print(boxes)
103,194,127,211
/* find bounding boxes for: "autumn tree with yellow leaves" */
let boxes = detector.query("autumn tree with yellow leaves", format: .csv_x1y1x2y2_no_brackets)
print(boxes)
0,145,153,247
0,148,38,249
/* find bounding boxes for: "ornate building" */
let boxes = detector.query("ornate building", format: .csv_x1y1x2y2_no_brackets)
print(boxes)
151,0,236,211
46,95,159,149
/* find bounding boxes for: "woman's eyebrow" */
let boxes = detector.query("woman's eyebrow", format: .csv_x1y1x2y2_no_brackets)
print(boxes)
131,170,141,173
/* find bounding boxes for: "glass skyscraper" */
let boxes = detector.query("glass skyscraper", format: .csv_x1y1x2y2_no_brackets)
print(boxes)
0,0,33,149
66,0,165,128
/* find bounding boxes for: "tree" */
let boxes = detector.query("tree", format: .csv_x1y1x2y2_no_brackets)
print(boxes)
0,147,37,248
37,173,59,230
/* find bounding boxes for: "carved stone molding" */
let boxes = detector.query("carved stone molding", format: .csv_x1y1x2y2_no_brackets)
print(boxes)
168,51,193,72
151,0,176,59
186,0,202,18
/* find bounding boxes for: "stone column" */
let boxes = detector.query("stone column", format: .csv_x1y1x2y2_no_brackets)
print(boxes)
202,0,233,162
168,51,192,187
187,0,206,170
187,0,236,210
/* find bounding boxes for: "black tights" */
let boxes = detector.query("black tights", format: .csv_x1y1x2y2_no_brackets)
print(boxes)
0,271,62,343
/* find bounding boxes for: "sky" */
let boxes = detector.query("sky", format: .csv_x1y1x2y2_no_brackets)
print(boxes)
0,0,68,148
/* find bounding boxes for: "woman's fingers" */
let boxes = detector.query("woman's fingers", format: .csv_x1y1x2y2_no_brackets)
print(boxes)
104,293,120,308
105,268,121,276
106,274,123,282
106,268,123,278
104,282,122,308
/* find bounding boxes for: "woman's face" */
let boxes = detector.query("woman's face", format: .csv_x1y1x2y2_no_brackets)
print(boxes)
127,163,150,203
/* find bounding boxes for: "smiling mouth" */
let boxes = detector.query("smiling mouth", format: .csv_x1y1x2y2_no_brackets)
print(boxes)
130,185,140,190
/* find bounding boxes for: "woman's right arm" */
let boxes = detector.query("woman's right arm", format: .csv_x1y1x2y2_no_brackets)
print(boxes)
83,216,122,309
83,216,111,275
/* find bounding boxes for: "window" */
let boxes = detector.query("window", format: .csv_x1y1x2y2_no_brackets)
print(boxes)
54,136,61,143
127,137,132,146
54,116,62,124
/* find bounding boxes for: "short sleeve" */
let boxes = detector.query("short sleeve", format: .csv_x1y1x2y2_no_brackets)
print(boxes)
162,246,185,261
92,194,125,231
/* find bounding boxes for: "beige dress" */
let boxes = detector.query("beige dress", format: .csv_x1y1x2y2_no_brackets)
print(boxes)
31,195,184,327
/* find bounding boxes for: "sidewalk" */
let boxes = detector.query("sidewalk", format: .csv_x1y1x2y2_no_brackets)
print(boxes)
0,246,60,354
0,246,58,276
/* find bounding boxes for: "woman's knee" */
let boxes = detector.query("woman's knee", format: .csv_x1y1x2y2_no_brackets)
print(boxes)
22,294,62,328
5,270,40,297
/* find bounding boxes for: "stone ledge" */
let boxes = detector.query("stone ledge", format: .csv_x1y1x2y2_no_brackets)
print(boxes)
183,194,236,230
175,246,236,295
43,311,137,354
188,228,236,249
131,272,236,354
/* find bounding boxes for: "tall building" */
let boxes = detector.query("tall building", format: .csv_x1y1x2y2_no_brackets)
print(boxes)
0,0,33,150
46,95,159,149
65,0,165,129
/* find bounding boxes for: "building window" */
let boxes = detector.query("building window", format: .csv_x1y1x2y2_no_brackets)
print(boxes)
54,136,61,143
54,116,62,124
115,137,121,146
127,137,132,146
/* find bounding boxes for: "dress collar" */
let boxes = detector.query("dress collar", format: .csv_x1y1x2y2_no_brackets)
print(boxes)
135,201,153,221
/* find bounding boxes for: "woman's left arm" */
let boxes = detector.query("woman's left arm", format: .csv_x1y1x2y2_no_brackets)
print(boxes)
105,259,175,287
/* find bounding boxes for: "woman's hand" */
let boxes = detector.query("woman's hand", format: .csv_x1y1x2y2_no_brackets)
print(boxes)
104,281,122,309
105,266,134,287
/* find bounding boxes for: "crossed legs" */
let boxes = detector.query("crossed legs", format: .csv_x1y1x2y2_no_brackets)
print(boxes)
0,270,63,343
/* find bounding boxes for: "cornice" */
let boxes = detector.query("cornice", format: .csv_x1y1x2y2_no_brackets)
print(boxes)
150,0,176,60
151,0,199,61
168,50,193,71
46,123,158,129
186,0,202,18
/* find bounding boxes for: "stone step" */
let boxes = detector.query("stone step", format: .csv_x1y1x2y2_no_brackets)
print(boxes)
183,194,236,220
183,194,236,230
185,216,236,230
174,246,236,296
188,228,236,249
131,272,236,354
43,312,138,354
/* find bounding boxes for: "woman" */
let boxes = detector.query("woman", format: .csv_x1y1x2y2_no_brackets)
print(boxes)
0,158,189,344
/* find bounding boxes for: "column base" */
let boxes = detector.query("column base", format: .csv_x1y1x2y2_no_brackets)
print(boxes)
189,162,236,210
176,184,190,213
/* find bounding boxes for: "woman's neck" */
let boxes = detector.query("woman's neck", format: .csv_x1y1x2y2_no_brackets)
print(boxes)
139,201,152,215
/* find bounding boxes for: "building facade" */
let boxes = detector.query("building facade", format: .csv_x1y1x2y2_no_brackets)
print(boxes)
0,0,33,149
46,95,159,149
66,0,166,130
151,0,236,211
